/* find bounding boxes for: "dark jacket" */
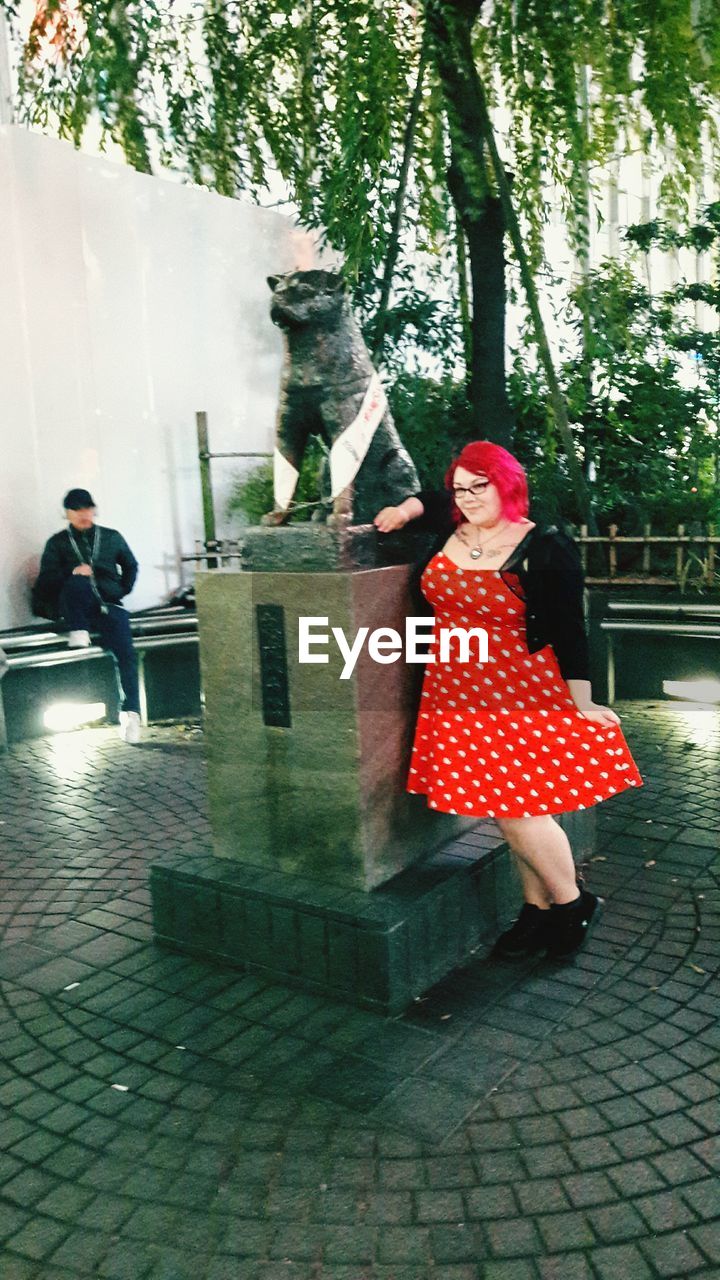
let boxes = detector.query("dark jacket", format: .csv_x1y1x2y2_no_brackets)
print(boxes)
32,525,138,620
413,489,590,682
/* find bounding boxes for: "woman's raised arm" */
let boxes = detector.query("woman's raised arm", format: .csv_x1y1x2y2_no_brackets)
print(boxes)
373,496,425,533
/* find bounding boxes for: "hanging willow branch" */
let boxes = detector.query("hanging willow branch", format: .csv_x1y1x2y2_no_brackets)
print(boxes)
7,0,720,281
372,33,429,362
4,0,720,499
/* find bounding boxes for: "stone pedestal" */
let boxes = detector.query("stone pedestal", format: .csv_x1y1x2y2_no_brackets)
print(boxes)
150,526,596,1012
193,560,471,891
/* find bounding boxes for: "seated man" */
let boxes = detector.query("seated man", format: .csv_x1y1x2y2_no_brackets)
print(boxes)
33,488,142,744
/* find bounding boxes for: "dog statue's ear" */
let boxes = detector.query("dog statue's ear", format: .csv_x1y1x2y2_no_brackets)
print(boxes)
327,272,346,292
267,275,281,290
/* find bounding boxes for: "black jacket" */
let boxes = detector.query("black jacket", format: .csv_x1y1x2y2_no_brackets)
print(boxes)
32,525,138,620
413,489,590,682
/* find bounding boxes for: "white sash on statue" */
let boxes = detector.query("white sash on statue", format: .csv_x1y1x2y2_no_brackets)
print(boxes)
329,371,387,498
273,448,301,511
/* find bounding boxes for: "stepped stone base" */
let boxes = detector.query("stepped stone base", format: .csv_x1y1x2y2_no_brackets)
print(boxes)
151,809,595,1015
151,832,511,1015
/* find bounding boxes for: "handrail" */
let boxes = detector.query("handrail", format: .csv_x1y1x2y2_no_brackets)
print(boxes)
5,632,198,671
1,614,197,654
605,601,720,617
130,617,197,635
600,620,720,638
6,647,107,670
0,633,64,651
134,635,198,651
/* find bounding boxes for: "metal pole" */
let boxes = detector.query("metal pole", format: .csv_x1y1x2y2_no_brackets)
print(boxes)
607,634,615,706
0,683,7,751
196,411,218,568
201,451,271,459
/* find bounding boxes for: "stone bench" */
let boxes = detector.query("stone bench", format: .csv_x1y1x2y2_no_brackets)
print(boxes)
0,608,200,746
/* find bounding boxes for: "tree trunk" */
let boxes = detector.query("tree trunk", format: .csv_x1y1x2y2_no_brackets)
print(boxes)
472,71,597,530
448,157,513,447
576,64,596,482
424,0,596,528
424,0,511,446
455,213,472,373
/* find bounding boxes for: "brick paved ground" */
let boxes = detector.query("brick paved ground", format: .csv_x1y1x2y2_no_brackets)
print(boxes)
0,701,718,1280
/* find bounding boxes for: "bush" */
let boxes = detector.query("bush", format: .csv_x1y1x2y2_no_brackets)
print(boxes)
226,436,327,525
386,371,473,488
507,249,720,535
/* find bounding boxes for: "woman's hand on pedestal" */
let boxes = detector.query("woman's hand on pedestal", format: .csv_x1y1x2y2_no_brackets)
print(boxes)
373,496,424,533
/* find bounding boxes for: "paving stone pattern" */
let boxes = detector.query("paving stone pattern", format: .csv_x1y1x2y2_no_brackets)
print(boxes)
0,703,718,1280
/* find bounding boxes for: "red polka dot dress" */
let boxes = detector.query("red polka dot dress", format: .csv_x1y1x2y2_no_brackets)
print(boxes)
407,554,643,819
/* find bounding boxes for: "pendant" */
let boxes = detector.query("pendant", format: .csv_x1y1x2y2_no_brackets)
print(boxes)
470,546,482,560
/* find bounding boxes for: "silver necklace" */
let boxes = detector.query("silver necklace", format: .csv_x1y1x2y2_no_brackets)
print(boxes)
457,522,512,561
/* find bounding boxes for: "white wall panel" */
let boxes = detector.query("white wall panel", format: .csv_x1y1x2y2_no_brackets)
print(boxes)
0,125,317,628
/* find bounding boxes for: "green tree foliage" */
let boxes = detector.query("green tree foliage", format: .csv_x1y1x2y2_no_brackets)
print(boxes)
4,0,720,517
387,369,473,487
7,1,720,280
510,209,720,531
486,0,720,259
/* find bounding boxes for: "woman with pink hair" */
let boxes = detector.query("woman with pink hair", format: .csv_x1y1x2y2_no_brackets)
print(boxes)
374,441,642,960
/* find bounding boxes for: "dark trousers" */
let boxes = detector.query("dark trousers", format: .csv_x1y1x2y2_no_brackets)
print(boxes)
59,577,140,714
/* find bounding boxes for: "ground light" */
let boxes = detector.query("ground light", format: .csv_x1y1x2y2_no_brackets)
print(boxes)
43,702,107,732
663,679,720,704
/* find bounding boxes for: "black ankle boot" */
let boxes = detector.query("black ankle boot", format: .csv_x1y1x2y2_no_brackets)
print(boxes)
492,903,551,959
546,890,602,959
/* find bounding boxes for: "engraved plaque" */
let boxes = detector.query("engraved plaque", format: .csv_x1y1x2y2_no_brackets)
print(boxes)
256,603,291,727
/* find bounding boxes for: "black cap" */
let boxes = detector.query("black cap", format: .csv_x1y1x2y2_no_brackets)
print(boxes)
63,488,95,510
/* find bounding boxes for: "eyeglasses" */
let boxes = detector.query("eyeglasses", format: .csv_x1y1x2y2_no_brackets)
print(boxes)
452,480,491,500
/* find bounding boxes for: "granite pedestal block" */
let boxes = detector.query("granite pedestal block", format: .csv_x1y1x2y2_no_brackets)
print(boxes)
194,563,472,892
240,523,434,573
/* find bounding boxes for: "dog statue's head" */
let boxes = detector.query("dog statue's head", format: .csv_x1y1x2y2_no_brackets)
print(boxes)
268,270,348,329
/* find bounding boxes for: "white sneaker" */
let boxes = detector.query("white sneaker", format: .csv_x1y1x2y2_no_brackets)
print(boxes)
119,711,142,744
67,629,91,648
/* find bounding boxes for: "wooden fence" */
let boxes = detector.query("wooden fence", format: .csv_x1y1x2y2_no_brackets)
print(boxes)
574,524,720,588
